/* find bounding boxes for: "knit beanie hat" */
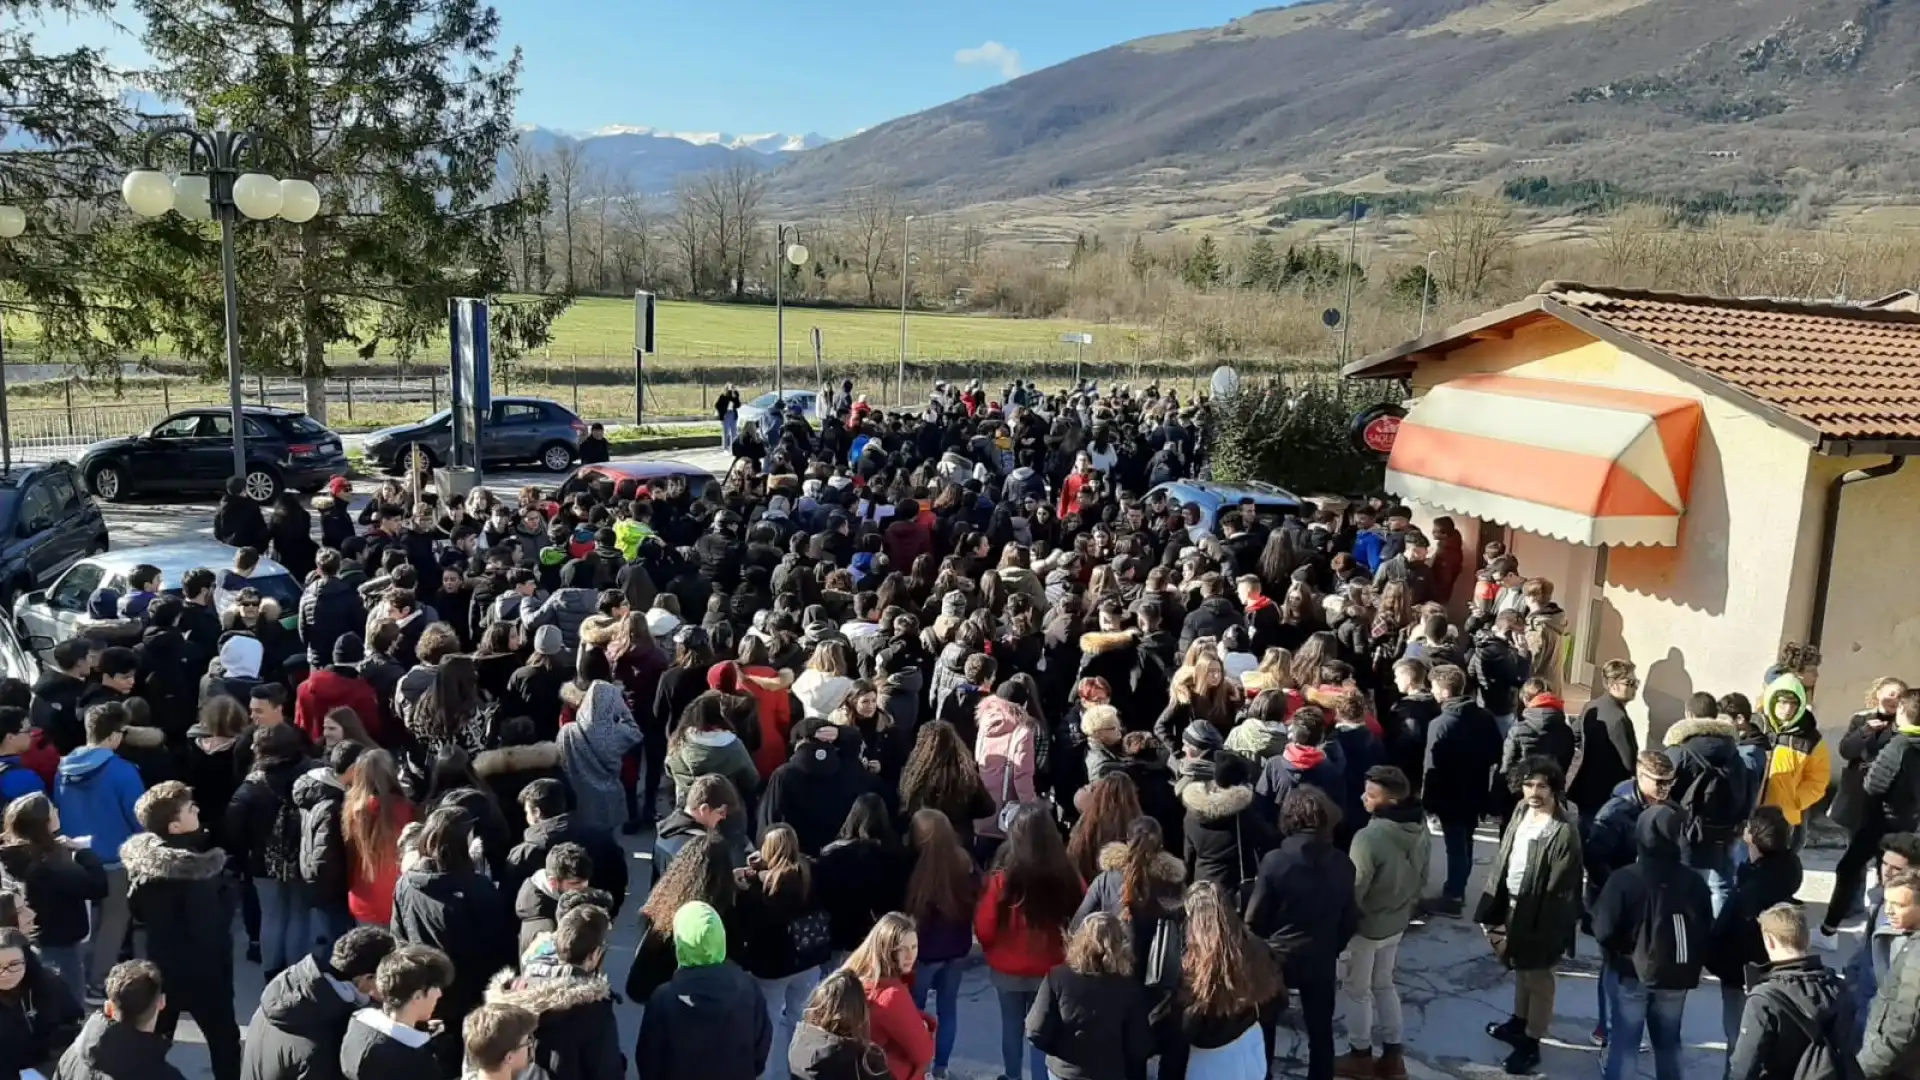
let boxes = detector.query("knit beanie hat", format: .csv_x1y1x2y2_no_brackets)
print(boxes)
672,901,727,967
534,625,565,656
332,632,366,666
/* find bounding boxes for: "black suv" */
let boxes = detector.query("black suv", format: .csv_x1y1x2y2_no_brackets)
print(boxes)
0,461,109,611
78,405,348,502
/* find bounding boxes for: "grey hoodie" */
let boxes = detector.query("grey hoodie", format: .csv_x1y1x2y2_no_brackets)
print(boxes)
557,681,643,834
1349,800,1432,940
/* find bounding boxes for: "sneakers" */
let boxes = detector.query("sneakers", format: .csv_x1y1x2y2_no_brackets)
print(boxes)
1424,895,1466,918
1486,1016,1525,1047
83,985,106,1007
1334,1048,1376,1079
1590,1024,1607,1047
1376,1046,1409,1080
1503,1037,1542,1076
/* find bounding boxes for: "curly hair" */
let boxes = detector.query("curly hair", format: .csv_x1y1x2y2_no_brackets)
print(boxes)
1066,772,1141,882
639,832,737,940
899,721,985,824
1182,881,1282,1018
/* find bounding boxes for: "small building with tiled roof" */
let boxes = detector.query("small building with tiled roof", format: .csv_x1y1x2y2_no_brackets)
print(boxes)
1344,281,1920,738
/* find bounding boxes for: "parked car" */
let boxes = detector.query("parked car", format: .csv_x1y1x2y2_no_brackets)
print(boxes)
80,406,347,503
0,462,110,612
1145,479,1304,535
737,389,818,434
14,541,299,661
362,396,587,475
556,460,718,502
0,614,39,682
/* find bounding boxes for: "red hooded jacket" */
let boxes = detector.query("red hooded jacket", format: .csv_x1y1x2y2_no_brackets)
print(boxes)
296,668,383,746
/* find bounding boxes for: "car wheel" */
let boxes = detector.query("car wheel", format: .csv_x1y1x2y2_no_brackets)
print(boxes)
400,443,437,476
539,442,575,473
87,462,127,502
243,468,281,502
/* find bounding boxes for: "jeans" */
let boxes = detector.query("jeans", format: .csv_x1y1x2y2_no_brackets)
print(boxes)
311,905,355,951
40,942,85,1001
1297,975,1338,1080
1694,855,1735,919
722,412,738,449
1720,980,1746,1076
88,866,130,990
996,986,1046,1080
1597,962,1617,1033
255,879,308,976
1603,975,1686,1080
757,968,821,1080
1340,933,1404,1050
913,958,965,1070
1440,818,1475,901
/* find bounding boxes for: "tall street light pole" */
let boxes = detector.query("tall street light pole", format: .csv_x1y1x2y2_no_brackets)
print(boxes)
0,197,26,473
1419,248,1439,336
123,126,320,495
898,213,914,406
773,225,808,401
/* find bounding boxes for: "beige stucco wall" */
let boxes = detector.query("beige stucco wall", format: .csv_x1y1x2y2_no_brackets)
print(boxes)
1801,454,1920,729
1398,318,1818,746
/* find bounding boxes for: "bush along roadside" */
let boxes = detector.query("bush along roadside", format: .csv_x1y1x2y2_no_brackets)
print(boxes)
1211,374,1400,495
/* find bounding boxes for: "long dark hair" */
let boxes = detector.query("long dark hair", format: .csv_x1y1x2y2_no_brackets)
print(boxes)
899,720,983,817
424,745,498,811
1118,816,1176,917
2,794,62,859
989,804,1082,937
417,806,476,876
836,793,900,848
1065,773,1140,883
412,655,482,743
905,808,976,925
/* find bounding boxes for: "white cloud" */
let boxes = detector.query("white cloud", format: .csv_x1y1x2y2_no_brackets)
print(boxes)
955,40,1023,80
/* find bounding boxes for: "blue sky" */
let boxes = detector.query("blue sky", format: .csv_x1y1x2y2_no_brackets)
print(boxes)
25,0,1271,136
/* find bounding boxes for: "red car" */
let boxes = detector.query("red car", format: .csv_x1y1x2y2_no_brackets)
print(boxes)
556,460,717,501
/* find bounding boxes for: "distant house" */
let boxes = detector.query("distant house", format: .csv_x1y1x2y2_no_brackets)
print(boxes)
1345,280,1920,738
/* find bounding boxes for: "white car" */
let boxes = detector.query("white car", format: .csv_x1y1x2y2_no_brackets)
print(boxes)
737,390,818,434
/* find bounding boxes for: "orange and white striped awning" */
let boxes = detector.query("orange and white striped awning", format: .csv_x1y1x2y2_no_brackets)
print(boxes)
1386,374,1704,547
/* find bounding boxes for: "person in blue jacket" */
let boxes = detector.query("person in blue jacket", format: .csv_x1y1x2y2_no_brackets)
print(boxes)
0,705,46,802
53,701,148,994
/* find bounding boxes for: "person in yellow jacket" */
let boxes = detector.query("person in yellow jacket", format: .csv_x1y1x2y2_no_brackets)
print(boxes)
612,506,654,562
1759,671,1831,840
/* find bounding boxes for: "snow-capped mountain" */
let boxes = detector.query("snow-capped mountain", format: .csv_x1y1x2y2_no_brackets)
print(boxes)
506,124,831,194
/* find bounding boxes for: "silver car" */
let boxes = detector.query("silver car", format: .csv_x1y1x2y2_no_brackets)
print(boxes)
737,390,818,434
14,541,300,660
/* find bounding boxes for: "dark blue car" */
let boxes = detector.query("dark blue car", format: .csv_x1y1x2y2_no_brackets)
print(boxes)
0,461,109,611
79,405,348,503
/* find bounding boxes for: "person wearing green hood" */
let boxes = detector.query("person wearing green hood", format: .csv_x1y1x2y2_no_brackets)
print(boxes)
634,900,771,1080
1757,671,1831,852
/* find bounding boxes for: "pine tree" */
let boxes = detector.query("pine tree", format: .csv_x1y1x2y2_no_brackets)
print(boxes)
124,0,562,420
1241,236,1278,291
1128,234,1151,279
1183,235,1224,291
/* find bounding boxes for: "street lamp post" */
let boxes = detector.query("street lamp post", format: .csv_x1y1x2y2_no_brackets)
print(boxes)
0,197,26,473
1419,249,1439,336
773,225,807,401
898,214,914,406
121,126,320,492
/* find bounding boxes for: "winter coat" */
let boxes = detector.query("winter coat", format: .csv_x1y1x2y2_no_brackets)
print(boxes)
1423,697,1503,824
298,576,364,668
1570,693,1640,821
816,839,913,953
974,697,1039,839
975,870,1078,979
636,960,771,1080
54,747,145,869
786,1023,891,1080
225,755,312,882
55,1012,186,1080
389,866,514,1024
759,738,870,855
861,977,933,1080
1664,716,1754,864
1179,781,1275,901
1076,631,1143,721
1349,799,1431,941
1591,805,1712,983
0,840,107,948
666,729,760,808
240,949,370,1080
1502,699,1576,790
473,741,569,840
1864,726,1920,833
338,1009,437,1080
1026,968,1153,1080
119,833,237,1003
295,669,381,748
1862,922,1920,1079
133,627,199,741
1728,955,1859,1080
0,956,83,1075
1584,779,1651,907
1759,673,1831,827
1329,720,1383,839
1253,743,1344,824
521,588,600,654
556,682,643,835
1845,901,1904,1044
31,670,90,755
1707,850,1803,989
293,766,350,907
1836,709,1900,832
730,874,828,980
505,812,629,914
1072,841,1185,931
1474,803,1583,972
1176,597,1240,658
1242,831,1358,987
792,672,855,721
485,960,624,1080
1523,604,1567,695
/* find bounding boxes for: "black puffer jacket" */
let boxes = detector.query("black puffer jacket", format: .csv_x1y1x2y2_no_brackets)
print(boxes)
485,960,625,1080
134,626,199,740
240,949,370,1080
1664,716,1754,858
390,866,514,1023
56,1012,185,1080
1176,597,1240,657
119,832,236,1004
298,576,365,667
1727,956,1858,1080
1179,780,1276,904
758,738,870,855
1243,832,1359,985
224,754,313,882
294,766,350,907
1835,709,1900,832
1501,700,1576,789
504,812,629,914
1864,729,1920,833
786,1023,890,1080
0,839,107,948
0,954,83,1075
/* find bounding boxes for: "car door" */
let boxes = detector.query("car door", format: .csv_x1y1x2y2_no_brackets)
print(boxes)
133,413,206,491
13,481,62,587
39,469,93,578
487,401,542,463
186,413,242,487
24,559,104,653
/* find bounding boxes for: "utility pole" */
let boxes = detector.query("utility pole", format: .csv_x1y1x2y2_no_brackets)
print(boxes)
1340,197,1361,366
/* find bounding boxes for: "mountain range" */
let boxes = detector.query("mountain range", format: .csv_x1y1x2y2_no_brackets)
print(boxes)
513,125,832,194
769,0,1920,221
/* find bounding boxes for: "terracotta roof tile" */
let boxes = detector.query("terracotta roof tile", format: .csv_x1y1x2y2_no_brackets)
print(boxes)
1542,282,1920,441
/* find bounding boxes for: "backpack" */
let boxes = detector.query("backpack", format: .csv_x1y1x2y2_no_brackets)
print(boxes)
1630,876,1707,990
1675,747,1744,846
261,793,303,883
1763,987,1865,1080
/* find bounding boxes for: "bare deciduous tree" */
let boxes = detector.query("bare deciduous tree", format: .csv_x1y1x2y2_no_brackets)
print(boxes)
842,187,902,306
1417,196,1522,299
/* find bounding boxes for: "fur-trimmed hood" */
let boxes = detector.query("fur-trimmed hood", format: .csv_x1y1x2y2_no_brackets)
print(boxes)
472,741,563,778
1180,781,1254,821
1097,840,1185,882
484,961,612,1014
1078,630,1137,656
119,833,228,883
1664,716,1739,747
579,615,621,649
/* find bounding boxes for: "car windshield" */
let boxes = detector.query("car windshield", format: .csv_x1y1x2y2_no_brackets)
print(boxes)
747,393,778,408
276,414,331,437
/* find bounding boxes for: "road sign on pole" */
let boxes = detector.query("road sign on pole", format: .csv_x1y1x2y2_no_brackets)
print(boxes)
1060,332,1093,385
448,298,490,483
634,290,655,427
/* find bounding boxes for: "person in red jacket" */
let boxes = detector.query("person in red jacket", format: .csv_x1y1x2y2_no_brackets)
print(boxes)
882,500,933,571
973,806,1085,1080
845,913,934,1080
1056,454,1095,520
295,634,383,746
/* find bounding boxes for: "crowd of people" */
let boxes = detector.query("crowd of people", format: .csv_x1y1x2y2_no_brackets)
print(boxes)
0,374,1917,1080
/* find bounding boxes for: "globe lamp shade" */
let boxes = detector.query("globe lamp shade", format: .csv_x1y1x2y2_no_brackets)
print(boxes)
122,170,176,218
278,179,321,224
173,174,212,221
232,172,285,220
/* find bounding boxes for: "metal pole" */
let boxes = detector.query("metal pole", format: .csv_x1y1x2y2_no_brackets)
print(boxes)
1419,249,1437,337
898,214,912,406
775,229,786,400
218,202,247,478
0,326,10,474
1340,198,1360,367
1075,340,1083,385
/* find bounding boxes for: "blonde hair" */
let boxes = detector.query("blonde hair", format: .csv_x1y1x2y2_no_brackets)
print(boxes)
757,824,811,901
1757,902,1808,951
842,912,916,985
1066,913,1134,978
1079,704,1120,739
1867,677,1909,707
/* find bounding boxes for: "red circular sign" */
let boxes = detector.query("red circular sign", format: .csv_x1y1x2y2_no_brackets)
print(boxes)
1362,413,1401,454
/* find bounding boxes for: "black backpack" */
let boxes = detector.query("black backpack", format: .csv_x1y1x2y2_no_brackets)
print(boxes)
1631,876,1708,990
1760,987,1864,1080
1676,748,1744,846
261,794,303,883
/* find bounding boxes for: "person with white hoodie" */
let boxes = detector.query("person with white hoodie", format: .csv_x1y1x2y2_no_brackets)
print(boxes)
201,635,265,709
793,642,857,721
